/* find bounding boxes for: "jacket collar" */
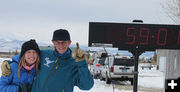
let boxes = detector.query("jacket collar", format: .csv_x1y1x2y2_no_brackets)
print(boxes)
58,48,71,57
53,48,72,59
12,54,20,63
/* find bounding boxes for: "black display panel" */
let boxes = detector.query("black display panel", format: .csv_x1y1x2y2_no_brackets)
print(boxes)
89,22,180,51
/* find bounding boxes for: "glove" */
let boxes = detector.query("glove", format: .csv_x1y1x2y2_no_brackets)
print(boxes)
19,84,31,92
1,60,11,77
73,42,86,62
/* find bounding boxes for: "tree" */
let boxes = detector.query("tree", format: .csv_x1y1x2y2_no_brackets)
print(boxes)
15,49,19,55
8,49,11,57
162,0,180,23
115,53,120,56
152,52,157,65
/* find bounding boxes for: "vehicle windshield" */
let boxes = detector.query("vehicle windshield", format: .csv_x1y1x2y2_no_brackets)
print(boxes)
113,58,134,66
99,58,106,65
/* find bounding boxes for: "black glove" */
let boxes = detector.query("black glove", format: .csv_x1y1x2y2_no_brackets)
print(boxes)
19,84,31,92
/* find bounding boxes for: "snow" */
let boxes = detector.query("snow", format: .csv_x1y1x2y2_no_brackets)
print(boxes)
74,67,164,92
138,68,164,89
74,80,143,92
0,58,164,92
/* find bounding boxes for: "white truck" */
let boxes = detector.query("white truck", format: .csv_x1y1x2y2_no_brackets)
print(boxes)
141,60,153,70
100,56,134,85
89,57,106,79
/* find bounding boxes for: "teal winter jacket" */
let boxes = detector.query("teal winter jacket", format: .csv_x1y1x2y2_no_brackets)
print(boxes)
31,49,94,92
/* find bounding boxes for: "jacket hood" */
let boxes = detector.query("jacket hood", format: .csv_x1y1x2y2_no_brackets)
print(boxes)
12,54,20,63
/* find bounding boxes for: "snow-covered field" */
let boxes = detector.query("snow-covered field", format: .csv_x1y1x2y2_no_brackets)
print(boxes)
74,79,143,92
138,68,164,89
74,68,164,92
0,58,164,92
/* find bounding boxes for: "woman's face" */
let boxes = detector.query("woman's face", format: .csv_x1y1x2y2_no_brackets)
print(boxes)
24,50,38,65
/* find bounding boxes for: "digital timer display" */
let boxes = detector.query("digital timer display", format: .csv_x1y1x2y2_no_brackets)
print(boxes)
88,22,180,51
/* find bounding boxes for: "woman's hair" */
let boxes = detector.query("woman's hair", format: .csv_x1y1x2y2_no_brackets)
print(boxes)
17,53,41,77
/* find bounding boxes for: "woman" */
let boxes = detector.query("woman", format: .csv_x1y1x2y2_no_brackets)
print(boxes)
0,39,41,92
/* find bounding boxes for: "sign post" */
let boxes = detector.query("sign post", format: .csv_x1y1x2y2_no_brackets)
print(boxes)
129,48,144,92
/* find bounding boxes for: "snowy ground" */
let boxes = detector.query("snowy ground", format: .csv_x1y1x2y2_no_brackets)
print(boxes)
74,68,164,92
74,79,143,92
0,58,164,92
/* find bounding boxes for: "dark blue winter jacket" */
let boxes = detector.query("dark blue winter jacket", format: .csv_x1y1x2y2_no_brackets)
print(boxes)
0,55,36,92
31,48,94,92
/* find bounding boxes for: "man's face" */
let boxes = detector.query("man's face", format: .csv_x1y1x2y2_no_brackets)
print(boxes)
52,40,71,54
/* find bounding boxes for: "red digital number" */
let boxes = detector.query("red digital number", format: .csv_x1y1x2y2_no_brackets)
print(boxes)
156,29,167,45
139,28,149,45
177,30,180,45
126,28,136,44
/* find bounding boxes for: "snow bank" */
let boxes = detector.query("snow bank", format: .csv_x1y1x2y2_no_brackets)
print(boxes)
74,79,143,92
138,69,164,89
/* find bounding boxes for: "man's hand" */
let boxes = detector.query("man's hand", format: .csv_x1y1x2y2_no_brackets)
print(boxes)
73,42,86,62
1,60,11,77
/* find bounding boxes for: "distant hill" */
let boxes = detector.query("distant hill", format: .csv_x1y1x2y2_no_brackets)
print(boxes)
0,38,49,52
0,38,24,52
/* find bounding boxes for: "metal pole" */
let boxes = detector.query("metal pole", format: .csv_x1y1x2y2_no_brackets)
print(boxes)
133,51,139,92
130,48,144,92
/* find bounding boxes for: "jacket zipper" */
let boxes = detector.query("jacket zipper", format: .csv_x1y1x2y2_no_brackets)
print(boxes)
42,58,60,92
53,62,60,74
62,88,65,92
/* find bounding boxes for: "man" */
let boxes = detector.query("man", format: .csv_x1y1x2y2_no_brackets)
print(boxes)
1,29,94,92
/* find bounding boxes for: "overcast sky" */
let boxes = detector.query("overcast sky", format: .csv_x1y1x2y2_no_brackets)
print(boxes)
0,0,174,45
